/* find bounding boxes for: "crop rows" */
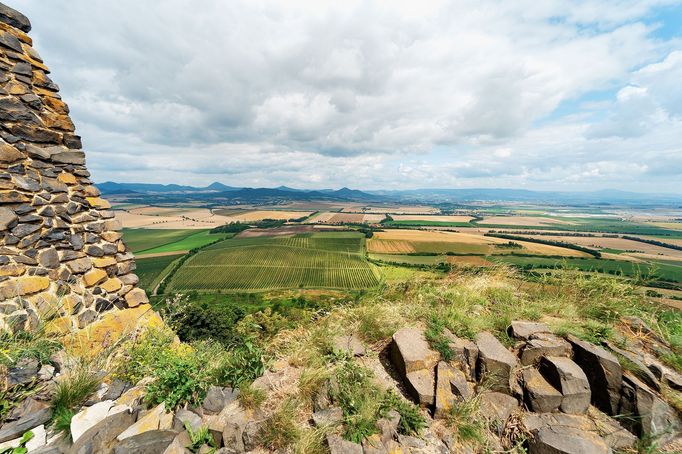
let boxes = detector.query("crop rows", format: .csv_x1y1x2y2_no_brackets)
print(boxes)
169,236,379,291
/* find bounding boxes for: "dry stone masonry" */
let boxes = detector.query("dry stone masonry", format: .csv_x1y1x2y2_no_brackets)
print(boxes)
0,2,147,333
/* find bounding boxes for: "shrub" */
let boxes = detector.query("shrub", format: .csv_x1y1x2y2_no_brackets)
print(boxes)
185,422,216,453
144,349,211,410
161,296,245,346
379,391,426,436
213,339,265,388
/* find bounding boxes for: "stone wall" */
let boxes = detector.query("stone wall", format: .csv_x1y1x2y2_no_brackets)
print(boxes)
0,2,147,332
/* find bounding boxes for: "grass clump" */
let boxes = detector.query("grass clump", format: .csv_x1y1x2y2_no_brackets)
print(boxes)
259,398,301,450
50,366,101,438
446,396,486,446
238,383,266,410
425,316,454,361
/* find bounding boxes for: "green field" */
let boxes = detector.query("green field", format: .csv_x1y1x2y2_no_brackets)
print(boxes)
472,217,682,237
136,254,183,292
369,253,445,265
168,233,381,291
123,229,230,254
491,255,682,283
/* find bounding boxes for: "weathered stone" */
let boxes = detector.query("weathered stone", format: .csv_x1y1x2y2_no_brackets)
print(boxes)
333,334,366,357
390,327,440,375
567,335,622,415
66,257,93,273
312,406,343,427
362,434,388,454
529,426,610,454
620,373,681,444
523,368,562,413
0,206,18,230
71,400,115,443
100,277,123,293
0,3,31,32
117,402,167,441
37,247,59,268
173,408,203,433
475,331,517,393
327,434,363,454
202,386,238,414
521,333,572,366
125,287,148,307
508,320,550,340
479,391,518,422
70,404,136,453
442,328,479,380
83,267,107,287
8,357,39,386
434,361,473,419
376,409,400,446
0,407,51,443
113,429,177,454
539,356,591,414
0,142,23,163
405,368,436,407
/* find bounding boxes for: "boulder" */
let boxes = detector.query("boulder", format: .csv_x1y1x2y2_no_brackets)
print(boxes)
8,357,39,386
70,404,136,454
442,329,479,380
568,335,622,415
539,356,590,414
523,411,636,451
362,434,387,454
607,342,660,391
475,332,517,394
202,386,239,414
312,407,343,427
376,409,400,445
620,373,681,444
479,392,518,422
327,434,363,454
529,426,610,454
520,333,571,366
434,361,473,419
522,368,562,413
405,369,436,407
508,321,550,340
117,403,167,441
70,400,116,443
390,327,440,376
333,334,366,357
113,429,177,454
162,431,191,454
173,409,203,433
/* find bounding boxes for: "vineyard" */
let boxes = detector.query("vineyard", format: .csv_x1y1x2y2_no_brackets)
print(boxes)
167,233,381,291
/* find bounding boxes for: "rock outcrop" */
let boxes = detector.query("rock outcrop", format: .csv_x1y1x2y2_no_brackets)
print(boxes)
0,1,147,334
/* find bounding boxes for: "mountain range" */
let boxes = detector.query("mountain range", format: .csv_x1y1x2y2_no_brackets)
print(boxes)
96,181,681,205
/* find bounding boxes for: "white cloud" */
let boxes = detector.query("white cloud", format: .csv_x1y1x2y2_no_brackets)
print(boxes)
12,0,682,191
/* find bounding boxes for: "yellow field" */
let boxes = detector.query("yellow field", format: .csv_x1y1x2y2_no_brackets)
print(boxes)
478,216,576,226
392,215,473,222
447,256,493,266
525,235,682,261
342,206,440,214
647,222,682,231
116,208,226,229
367,229,588,257
220,210,312,222
116,206,312,229
309,212,385,223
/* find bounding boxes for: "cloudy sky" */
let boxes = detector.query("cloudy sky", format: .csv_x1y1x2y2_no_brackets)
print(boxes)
14,0,682,192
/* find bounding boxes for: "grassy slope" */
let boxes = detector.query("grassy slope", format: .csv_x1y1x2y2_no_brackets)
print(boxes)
136,254,183,292
168,232,380,292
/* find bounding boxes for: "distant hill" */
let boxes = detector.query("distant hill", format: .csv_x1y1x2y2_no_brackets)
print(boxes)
97,181,680,205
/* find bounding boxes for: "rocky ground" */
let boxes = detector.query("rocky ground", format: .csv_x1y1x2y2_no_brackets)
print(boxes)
1,314,680,453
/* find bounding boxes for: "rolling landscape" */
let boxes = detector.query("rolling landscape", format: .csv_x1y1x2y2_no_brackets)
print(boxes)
110,185,682,311
2,2,682,454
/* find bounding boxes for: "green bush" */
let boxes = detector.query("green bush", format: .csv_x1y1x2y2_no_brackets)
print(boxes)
379,391,426,436
213,339,265,388
145,351,211,410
